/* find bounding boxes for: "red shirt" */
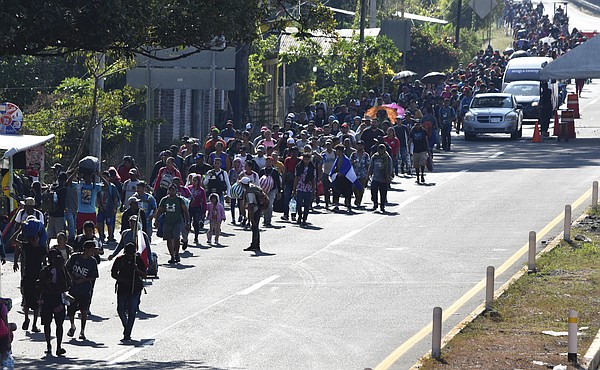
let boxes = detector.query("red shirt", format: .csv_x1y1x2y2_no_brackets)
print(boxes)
384,136,401,156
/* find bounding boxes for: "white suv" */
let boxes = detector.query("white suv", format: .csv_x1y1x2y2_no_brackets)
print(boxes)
463,93,523,140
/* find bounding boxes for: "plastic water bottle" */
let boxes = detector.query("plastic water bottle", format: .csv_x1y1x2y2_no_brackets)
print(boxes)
289,198,297,214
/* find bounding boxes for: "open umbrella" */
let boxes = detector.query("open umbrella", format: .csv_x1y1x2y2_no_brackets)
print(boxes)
365,106,398,123
383,103,406,119
510,50,530,59
421,72,446,85
539,36,555,45
391,70,417,81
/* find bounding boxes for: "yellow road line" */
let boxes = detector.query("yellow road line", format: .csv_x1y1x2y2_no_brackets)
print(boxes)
374,186,593,370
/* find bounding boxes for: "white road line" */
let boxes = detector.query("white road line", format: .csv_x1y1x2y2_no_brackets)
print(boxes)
237,275,280,295
385,248,407,251
488,151,504,159
330,229,362,246
107,164,472,364
448,169,469,180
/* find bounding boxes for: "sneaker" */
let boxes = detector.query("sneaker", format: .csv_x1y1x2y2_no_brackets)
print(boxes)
67,327,75,337
79,333,86,340
194,237,198,244
291,215,296,221
56,348,66,356
332,206,340,212
182,241,188,251
175,255,181,262
243,246,257,251
280,215,289,221
421,177,425,183
168,259,176,264
263,222,272,227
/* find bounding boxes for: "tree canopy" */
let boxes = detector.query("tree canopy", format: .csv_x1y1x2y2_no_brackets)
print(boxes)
1,1,336,60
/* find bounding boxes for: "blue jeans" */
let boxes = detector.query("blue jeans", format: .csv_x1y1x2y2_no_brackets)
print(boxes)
117,290,141,338
65,210,77,241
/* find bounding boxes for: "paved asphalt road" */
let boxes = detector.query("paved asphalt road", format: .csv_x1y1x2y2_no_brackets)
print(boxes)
3,11,600,370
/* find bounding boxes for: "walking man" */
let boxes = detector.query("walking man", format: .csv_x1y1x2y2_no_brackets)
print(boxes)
111,242,146,341
154,184,190,264
367,144,393,213
39,249,70,356
66,240,99,340
241,177,262,253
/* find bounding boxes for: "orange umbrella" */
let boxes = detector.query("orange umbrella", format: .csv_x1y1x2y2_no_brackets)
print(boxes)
365,106,398,123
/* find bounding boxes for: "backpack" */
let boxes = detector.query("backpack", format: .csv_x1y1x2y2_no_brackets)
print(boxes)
206,170,227,195
41,191,58,213
247,184,270,211
159,171,174,189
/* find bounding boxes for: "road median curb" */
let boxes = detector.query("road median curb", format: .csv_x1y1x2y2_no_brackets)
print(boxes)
410,210,594,369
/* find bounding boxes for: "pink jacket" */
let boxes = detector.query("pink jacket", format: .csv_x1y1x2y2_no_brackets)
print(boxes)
206,202,226,223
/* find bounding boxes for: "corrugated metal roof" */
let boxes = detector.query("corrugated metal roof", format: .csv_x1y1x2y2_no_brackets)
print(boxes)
278,27,380,54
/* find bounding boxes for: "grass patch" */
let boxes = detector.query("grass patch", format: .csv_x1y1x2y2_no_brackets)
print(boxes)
482,26,513,51
418,211,600,369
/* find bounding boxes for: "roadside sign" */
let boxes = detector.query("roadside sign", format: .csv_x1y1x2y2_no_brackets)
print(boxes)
470,0,498,18
0,102,23,134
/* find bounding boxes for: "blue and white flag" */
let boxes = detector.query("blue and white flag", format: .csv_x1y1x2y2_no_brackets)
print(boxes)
329,155,363,191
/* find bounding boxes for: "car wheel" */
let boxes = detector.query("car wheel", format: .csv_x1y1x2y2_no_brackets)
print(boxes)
510,129,518,140
517,125,523,138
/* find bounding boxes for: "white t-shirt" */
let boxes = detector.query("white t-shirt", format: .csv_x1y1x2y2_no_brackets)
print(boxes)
15,209,45,225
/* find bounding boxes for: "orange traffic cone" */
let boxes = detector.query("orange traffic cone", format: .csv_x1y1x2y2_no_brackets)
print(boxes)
532,121,542,143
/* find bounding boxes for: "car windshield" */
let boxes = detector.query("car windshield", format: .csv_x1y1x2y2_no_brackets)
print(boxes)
504,84,539,96
471,97,513,108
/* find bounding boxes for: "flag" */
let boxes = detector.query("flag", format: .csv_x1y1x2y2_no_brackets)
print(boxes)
137,229,149,269
135,209,149,269
329,155,363,191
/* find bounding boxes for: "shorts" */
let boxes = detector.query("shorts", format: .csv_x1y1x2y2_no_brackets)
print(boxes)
46,216,66,238
22,279,40,309
163,222,182,241
40,294,65,325
76,212,97,232
413,151,428,168
67,292,92,317
97,211,116,226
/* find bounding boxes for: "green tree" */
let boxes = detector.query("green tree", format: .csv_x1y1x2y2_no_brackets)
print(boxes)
22,68,146,169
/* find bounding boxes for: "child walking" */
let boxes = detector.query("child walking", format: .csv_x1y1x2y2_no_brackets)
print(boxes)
206,193,226,244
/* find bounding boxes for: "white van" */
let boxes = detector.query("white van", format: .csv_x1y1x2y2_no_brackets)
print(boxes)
502,56,559,112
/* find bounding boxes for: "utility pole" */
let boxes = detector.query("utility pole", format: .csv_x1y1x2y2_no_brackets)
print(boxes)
455,0,462,48
358,0,366,89
369,0,377,28
90,53,105,166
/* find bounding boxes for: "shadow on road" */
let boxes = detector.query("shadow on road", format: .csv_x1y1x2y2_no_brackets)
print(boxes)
14,357,228,369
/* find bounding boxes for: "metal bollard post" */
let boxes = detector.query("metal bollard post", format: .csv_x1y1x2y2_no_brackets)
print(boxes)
593,181,598,212
568,310,578,364
432,307,442,360
485,266,495,311
564,205,572,242
528,231,536,273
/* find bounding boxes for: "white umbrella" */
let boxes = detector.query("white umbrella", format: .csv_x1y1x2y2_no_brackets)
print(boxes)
539,36,556,45
391,70,417,81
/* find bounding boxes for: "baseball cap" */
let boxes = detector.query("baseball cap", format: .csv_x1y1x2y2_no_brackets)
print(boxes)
256,145,265,152
129,168,138,175
21,197,35,206
240,177,251,185
287,138,295,144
